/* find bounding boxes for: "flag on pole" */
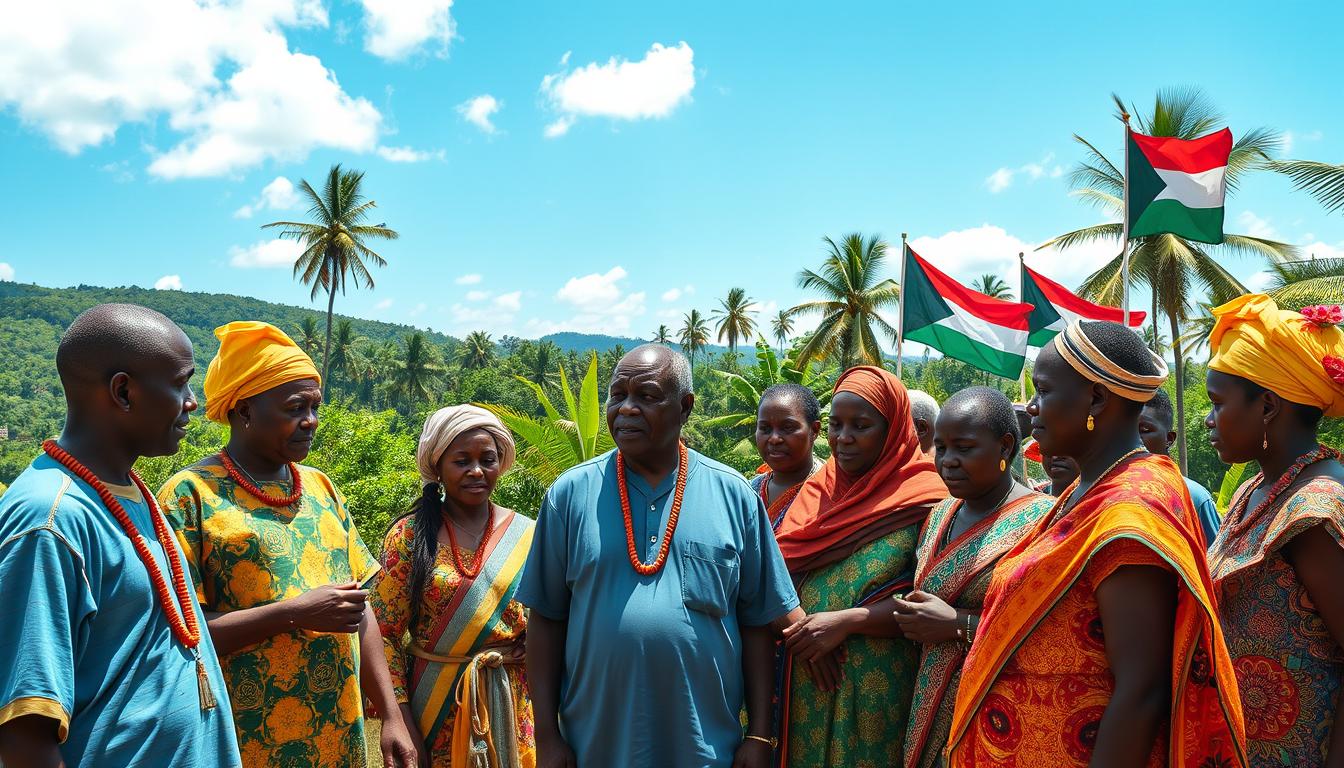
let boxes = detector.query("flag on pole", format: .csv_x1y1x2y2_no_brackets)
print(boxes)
1021,263,1146,347
901,247,1033,379
1127,128,1233,245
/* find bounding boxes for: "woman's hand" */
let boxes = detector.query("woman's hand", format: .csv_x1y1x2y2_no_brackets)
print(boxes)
892,591,963,644
782,610,855,662
379,705,421,768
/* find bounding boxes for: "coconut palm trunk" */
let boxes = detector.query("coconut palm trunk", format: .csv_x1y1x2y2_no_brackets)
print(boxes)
1168,308,1188,473
322,258,337,390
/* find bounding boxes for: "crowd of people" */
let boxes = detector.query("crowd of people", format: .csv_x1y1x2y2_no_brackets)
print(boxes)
0,292,1342,768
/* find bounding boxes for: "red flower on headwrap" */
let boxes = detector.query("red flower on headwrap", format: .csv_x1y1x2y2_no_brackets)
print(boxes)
1323,355,1344,385
1301,304,1344,327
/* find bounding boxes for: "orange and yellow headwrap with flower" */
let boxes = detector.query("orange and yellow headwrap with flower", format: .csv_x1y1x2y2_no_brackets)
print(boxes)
203,321,322,423
1207,293,1344,417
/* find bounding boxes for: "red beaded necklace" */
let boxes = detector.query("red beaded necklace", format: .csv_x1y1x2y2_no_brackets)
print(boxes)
444,505,497,579
219,450,303,508
759,472,803,529
42,440,217,710
617,442,689,576
1226,444,1341,538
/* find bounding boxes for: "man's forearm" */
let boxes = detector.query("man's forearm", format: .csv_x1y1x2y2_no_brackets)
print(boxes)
526,613,568,739
0,715,66,768
741,624,775,737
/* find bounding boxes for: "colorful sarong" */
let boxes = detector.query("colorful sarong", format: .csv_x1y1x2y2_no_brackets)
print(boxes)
947,454,1246,767
903,493,1053,768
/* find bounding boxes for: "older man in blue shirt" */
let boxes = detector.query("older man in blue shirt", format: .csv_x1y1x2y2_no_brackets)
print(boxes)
519,344,798,768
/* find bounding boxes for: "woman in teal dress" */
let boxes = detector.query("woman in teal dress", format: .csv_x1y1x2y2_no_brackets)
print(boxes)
894,387,1052,768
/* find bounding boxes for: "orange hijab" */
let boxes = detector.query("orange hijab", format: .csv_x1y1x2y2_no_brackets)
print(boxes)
775,366,947,572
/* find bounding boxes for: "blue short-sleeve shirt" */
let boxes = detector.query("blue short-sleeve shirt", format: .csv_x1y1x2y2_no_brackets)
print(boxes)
0,455,241,767
1185,477,1222,550
516,448,798,768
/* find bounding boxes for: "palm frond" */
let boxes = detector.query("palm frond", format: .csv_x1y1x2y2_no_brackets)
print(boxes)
1264,159,1344,214
1037,222,1123,252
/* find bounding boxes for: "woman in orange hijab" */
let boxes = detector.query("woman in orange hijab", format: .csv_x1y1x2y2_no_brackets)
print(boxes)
773,366,946,766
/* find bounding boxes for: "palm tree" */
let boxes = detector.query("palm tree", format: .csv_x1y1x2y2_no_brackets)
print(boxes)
701,337,835,455
328,320,361,395
523,340,561,390
459,331,495,371
296,316,322,358
1040,89,1297,473
396,332,441,406
1265,159,1344,214
1262,256,1344,308
788,233,901,369
1141,324,1170,358
712,287,758,354
678,310,711,377
264,164,398,393
770,310,794,356
972,274,1013,300
652,324,673,345
480,353,614,487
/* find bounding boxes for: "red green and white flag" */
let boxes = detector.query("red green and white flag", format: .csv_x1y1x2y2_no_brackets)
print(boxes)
1127,128,1232,245
1021,264,1146,347
901,248,1033,379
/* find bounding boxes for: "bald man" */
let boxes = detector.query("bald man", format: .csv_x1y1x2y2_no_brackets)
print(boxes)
0,304,240,768
519,344,798,768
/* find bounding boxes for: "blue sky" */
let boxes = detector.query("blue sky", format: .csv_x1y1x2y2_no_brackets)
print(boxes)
2,0,1342,347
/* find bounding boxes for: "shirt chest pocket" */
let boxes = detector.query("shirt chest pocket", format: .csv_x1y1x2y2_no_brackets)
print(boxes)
681,541,740,618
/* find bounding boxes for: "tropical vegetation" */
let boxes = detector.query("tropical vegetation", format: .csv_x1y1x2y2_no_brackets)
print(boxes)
787,233,902,369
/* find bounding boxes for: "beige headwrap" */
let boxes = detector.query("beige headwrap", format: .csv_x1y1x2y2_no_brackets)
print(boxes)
416,405,517,485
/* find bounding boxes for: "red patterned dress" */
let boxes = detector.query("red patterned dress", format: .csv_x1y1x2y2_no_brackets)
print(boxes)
1210,476,1344,767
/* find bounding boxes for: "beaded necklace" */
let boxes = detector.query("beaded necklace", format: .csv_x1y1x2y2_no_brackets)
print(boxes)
1224,444,1341,539
759,471,805,530
219,449,303,508
444,505,497,579
42,440,217,710
617,442,688,576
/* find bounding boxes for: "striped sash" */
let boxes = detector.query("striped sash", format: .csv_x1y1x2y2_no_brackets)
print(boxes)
409,511,534,747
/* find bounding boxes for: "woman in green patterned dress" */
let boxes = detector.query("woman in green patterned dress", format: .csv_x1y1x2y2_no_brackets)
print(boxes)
895,387,1053,768
773,366,947,766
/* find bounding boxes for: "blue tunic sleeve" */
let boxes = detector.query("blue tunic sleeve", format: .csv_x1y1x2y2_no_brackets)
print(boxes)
0,529,97,741
734,487,800,627
516,489,572,620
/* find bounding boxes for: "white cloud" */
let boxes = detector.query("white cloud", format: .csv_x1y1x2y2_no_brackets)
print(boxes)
911,223,1118,294
153,274,183,290
455,273,482,285
0,0,381,179
99,160,134,183
233,176,300,218
360,0,456,60
1282,129,1323,155
458,95,500,134
1299,237,1344,262
540,42,695,137
409,302,428,317
0,263,13,281
228,238,304,268
1237,210,1276,239
661,287,681,302
376,145,445,163
984,152,1064,194
465,290,490,302
374,298,394,310
551,265,647,333
494,291,522,311
1244,271,1275,293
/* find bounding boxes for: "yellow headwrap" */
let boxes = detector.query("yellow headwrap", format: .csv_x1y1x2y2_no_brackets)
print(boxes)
1207,293,1344,417
203,321,322,423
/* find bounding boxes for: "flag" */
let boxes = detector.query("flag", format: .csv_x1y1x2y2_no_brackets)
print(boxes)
1127,128,1232,244
902,248,1033,379
1021,263,1146,347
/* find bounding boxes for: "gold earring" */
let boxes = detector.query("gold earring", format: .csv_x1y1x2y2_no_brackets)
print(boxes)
1086,414,1095,431
999,458,1007,472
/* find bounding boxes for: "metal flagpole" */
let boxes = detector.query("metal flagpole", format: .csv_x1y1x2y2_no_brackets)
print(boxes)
1121,106,1132,327
896,233,908,380
1018,251,1027,402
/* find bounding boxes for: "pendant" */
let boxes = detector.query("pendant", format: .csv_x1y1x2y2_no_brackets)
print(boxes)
197,657,218,710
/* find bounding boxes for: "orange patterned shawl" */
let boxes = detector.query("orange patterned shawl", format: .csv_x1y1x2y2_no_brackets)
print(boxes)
946,454,1247,767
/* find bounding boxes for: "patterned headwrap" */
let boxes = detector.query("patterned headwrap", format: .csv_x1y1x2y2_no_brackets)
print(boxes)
1052,320,1168,402
1207,293,1344,417
416,404,517,485
204,321,321,423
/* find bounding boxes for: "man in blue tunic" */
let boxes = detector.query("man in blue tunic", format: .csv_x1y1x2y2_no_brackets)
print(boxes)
0,304,240,768
1138,388,1222,547
519,344,799,768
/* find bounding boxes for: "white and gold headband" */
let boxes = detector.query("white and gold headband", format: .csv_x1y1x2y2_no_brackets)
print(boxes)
1052,320,1168,402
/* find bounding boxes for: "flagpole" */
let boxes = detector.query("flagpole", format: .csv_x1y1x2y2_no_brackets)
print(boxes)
896,233,908,380
1018,251,1027,402
1121,106,1132,328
